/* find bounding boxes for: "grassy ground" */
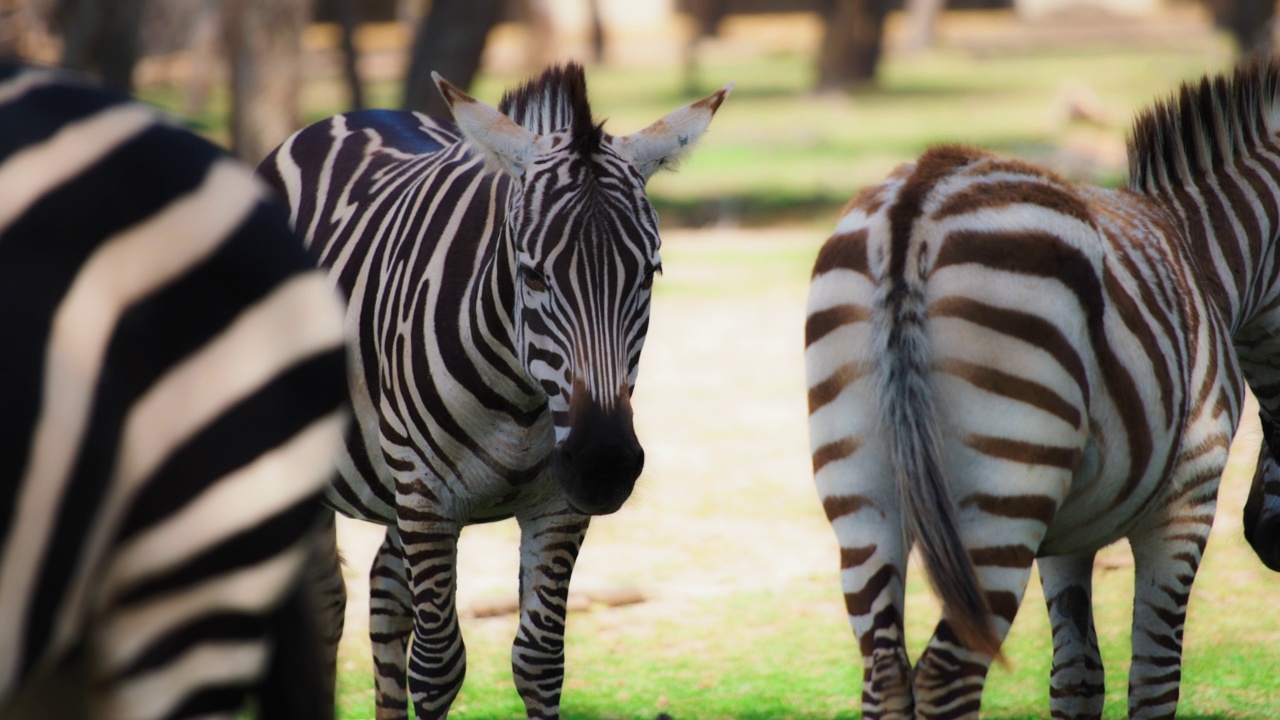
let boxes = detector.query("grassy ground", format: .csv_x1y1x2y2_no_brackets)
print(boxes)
332,230,1280,720
130,9,1280,718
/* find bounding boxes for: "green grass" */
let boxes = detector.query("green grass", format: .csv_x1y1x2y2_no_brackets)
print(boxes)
338,537,1280,720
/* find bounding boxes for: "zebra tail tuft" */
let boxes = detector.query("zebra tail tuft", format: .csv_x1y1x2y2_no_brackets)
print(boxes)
875,277,1004,661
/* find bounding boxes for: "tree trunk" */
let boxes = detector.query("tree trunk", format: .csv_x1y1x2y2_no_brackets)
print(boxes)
333,0,364,110
1207,0,1275,58
816,0,890,91
57,0,148,93
222,0,314,165
401,0,503,118
904,0,944,54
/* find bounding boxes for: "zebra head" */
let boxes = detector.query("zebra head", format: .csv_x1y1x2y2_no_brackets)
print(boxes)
434,65,730,515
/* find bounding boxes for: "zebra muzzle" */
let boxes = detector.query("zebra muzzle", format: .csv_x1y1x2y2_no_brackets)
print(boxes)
553,392,644,515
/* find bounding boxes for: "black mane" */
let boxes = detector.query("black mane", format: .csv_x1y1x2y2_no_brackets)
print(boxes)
1128,58,1280,193
498,62,604,158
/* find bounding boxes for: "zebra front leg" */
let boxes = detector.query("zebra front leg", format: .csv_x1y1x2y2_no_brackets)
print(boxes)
370,527,414,720
1126,523,1210,720
512,511,590,719
399,519,465,720
1038,552,1104,720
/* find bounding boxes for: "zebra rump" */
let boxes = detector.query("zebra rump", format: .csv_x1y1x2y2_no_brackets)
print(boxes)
0,63,348,719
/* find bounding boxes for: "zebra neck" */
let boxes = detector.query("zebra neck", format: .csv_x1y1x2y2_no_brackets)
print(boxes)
473,216,546,413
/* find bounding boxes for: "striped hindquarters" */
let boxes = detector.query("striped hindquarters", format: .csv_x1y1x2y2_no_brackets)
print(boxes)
0,64,347,719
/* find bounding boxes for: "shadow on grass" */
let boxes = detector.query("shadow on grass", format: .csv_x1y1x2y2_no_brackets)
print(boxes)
652,191,853,229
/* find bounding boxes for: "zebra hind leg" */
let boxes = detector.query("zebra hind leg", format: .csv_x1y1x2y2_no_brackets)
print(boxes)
401,520,465,720
1126,525,1209,720
370,527,414,720
512,512,590,719
912,533,1040,720
1038,553,1104,720
835,519,913,719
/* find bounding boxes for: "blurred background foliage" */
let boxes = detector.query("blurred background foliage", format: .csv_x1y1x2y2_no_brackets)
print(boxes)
0,0,1267,228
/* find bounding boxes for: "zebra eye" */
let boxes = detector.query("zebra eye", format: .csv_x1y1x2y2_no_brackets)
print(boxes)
522,268,548,293
641,264,662,291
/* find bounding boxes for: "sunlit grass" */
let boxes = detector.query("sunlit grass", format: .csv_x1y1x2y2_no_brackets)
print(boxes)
333,235,1280,719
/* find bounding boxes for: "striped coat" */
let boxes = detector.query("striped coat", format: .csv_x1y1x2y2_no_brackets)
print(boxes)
0,64,347,719
259,64,729,719
807,60,1280,719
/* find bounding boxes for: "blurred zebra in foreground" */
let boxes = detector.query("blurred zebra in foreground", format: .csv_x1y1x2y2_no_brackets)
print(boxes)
0,63,348,719
259,63,729,719
807,59,1280,719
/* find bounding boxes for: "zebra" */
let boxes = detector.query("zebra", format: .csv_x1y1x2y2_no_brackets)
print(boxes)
806,59,1280,720
257,63,730,719
0,63,348,719
1246,415,1280,571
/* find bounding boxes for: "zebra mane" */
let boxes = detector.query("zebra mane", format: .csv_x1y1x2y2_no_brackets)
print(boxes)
1128,58,1280,193
498,62,604,158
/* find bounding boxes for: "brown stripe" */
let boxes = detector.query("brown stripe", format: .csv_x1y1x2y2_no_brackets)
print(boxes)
935,357,1082,429
888,146,985,281
933,230,1100,296
1102,264,1175,424
986,590,1020,624
969,544,1036,569
844,564,898,616
1091,270,1153,506
841,544,877,570
967,435,1079,469
961,493,1057,525
812,437,862,474
807,361,868,414
811,228,869,279
933,180,1093,226
805,303,870,348
930,296,1090,403
823,493,877,522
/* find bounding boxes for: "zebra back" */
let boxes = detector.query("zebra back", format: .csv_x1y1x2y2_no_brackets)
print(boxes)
0,63,347,719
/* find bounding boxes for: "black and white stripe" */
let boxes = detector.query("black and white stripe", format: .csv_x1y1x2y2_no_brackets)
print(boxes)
0,63,348,720
258,63,729,719
807,60,1280,719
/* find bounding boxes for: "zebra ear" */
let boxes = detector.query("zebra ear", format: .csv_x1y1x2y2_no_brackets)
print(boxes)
612,82,733,180
433,72,539,178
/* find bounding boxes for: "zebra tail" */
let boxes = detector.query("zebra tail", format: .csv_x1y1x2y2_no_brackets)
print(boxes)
876,277,1004,660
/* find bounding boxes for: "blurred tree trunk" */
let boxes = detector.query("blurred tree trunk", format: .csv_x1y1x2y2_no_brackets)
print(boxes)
1207,0,1275,58
57,0,148,93
333,0,365,110
401,0,503,117
222,0,314,164
904,0,944,54
816,0,891,90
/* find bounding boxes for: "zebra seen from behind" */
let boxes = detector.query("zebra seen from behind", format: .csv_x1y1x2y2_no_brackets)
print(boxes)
806,59,1280,719
259,63,730,719
0,63,348,719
